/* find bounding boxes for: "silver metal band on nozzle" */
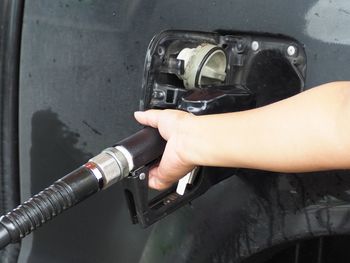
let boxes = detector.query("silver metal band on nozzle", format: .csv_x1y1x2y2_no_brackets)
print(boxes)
88,146,132,189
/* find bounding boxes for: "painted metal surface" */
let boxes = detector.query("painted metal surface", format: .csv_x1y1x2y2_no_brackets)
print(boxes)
18,0,350,262
0,0,24,262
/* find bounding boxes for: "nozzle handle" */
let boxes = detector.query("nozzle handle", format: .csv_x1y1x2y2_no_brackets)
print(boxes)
116,127,166,170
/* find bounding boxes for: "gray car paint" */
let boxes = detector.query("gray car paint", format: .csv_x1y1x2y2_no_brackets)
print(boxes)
18,0,350,262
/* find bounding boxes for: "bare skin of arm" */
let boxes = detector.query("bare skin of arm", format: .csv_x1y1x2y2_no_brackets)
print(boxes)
134,81,350,190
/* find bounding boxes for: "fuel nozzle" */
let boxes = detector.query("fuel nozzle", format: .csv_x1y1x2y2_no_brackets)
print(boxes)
0,127,165,249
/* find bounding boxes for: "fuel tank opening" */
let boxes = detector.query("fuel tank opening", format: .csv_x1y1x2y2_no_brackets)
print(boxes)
176,43,227,89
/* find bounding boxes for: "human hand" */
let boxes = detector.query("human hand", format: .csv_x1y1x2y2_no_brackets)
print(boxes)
134,110,196,190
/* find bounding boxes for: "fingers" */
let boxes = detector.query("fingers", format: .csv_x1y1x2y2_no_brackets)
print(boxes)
134,109,195,190
148,142,195,190
148,166,170,190
149,163,194,190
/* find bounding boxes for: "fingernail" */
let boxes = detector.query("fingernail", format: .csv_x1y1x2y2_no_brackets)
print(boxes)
134,111,143,119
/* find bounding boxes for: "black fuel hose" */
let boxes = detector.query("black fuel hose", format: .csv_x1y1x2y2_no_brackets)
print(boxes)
0,127,165,250
0,166,101,249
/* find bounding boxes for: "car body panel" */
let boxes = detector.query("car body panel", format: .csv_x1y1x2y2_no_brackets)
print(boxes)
16,0,350,262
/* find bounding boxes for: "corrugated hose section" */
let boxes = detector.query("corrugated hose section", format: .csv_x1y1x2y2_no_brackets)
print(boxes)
0,180,76,240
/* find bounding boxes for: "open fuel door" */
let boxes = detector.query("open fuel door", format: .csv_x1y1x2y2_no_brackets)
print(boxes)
123,30,307,227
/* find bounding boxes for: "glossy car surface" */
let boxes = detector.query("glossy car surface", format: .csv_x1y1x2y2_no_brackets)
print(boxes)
1,0,350,262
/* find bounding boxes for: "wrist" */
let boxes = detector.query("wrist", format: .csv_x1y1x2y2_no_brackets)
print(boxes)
177,113,212,167
180,112,242,168
174,112,199,166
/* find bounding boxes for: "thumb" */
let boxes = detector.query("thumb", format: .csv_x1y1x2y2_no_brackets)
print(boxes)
134,110,162,128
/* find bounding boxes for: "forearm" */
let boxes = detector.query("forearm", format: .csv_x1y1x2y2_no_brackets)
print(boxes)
185,82,350,172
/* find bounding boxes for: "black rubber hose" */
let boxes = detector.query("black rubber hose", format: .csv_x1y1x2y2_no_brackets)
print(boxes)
0,225,10,249
0,166,101,249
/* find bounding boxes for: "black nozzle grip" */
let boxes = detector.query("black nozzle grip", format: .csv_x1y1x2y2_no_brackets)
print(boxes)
116,127,166,170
